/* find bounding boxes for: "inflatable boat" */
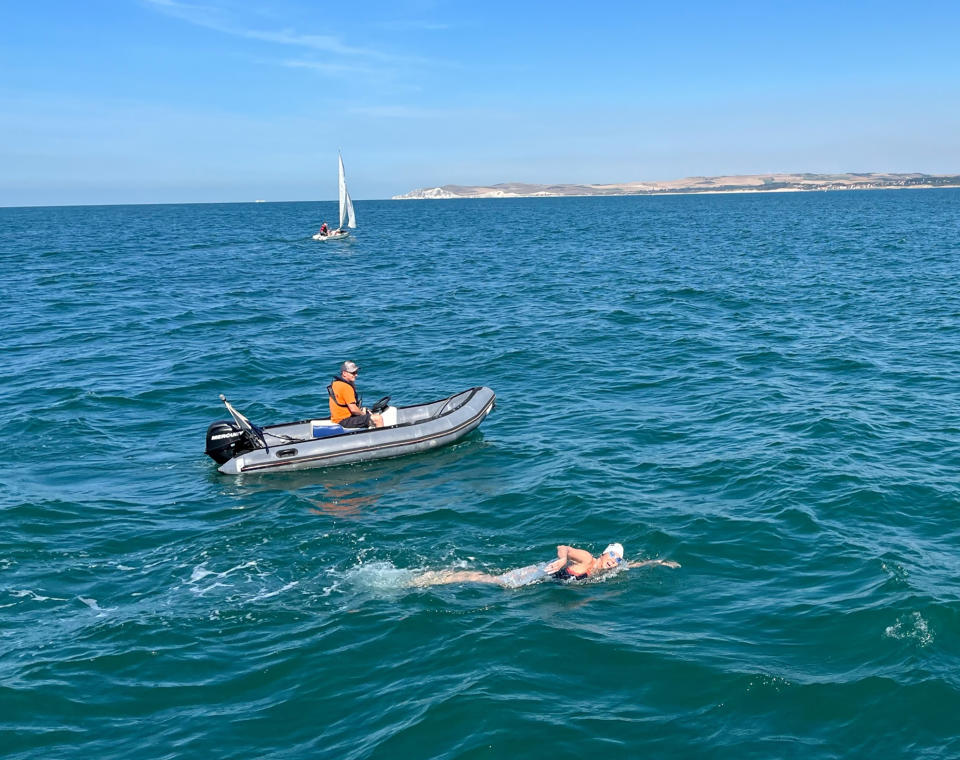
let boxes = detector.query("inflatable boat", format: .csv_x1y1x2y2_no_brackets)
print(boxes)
204,387,495,474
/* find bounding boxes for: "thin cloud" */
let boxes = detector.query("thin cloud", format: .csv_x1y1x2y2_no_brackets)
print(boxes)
142,0,425,63
279,59,387,80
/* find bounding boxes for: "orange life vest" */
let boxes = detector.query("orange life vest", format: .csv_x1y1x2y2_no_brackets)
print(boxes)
328,377,358,424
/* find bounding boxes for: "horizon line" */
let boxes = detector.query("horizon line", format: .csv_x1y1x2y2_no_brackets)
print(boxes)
5,172,960,210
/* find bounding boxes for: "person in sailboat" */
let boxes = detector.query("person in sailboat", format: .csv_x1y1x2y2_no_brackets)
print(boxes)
328,360,383,429
318,222,329,237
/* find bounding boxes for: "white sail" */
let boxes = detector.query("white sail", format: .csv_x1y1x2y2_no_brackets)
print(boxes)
338,153,357,229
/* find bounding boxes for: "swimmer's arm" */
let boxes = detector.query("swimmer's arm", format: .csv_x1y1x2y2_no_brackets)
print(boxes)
627,559,681,569
543,546,576,574
556,546,595,575
557,545,593,564
543,557,566,574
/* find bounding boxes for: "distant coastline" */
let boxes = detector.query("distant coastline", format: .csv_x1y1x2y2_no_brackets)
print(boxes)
392,173,960,200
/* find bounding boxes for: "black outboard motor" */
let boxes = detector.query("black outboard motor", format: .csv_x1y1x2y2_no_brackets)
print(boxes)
205,420,255,465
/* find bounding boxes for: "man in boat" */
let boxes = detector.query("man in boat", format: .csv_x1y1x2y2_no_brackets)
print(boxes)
318,222,329,236
409,543,679,587
328,360,383,429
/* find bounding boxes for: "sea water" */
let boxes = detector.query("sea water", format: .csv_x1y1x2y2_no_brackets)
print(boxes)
2,190,960,759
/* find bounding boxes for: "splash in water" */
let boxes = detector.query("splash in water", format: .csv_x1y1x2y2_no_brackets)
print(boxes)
344,561,418,591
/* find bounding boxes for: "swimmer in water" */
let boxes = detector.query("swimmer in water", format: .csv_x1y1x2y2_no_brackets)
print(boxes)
410,543,679,588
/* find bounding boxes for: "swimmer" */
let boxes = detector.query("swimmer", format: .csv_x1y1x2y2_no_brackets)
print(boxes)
409,543,679,588
545,543,679,579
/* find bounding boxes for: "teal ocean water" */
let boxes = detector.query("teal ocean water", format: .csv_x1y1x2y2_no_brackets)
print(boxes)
2,190,960,759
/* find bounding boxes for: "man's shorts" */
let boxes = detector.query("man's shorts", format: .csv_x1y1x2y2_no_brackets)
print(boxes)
340,413,372,429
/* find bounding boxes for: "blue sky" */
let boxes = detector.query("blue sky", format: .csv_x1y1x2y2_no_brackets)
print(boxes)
2,0,959,205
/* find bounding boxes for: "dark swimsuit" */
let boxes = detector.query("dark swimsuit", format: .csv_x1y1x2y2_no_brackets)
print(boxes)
550,564,589,581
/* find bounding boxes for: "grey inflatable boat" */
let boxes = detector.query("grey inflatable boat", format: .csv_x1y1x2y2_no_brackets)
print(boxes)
204,387,495,474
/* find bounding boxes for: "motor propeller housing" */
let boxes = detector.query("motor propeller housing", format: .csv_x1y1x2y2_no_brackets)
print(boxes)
204,420,255,465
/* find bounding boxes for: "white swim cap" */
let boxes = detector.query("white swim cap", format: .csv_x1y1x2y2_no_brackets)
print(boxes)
603,543,624,559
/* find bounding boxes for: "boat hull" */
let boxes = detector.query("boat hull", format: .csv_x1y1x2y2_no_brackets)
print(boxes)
215,386,495,474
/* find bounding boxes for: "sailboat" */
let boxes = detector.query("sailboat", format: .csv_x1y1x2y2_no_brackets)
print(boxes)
313,152,357,240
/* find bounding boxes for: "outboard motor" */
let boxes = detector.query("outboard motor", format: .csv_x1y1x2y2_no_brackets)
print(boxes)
205,420,255,465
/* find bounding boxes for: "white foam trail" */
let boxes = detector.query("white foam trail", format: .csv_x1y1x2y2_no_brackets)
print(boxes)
11,589,68,602
250,581,299,601
190,581,232,596
188,560,259,584
344,561,417,591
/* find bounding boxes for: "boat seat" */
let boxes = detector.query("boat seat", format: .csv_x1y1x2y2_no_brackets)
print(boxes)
311,420,346,438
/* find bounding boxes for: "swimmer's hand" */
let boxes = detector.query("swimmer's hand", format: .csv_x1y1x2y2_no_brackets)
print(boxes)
543,558,565,574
